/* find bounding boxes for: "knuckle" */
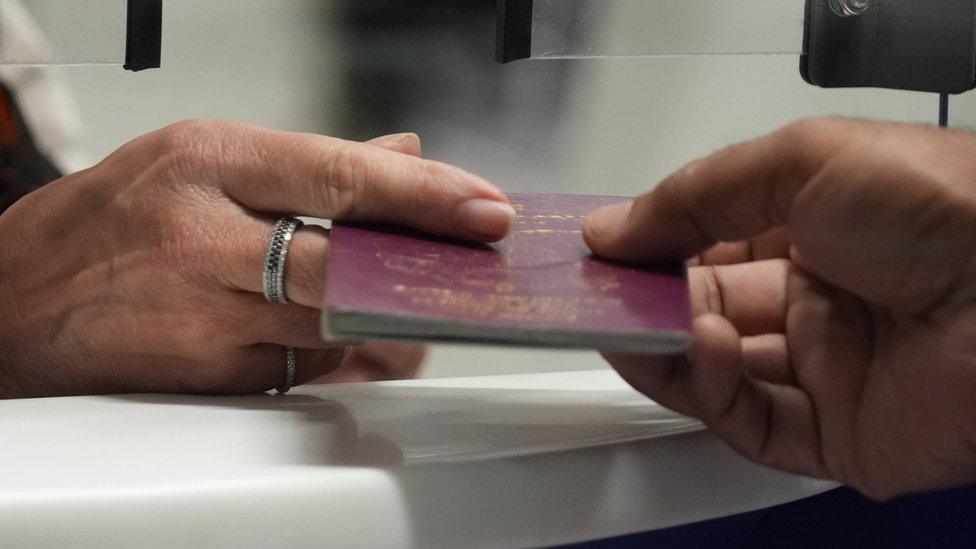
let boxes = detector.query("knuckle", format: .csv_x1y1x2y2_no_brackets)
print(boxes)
847,448,900,503
778,117,847,153
109,174,230,276
154,126,213,180
781,116,836,137
157,119,219,154
317,144,364,217
152,119,248,183
114,173,185,229
109,124,238,249
694,265,726,317
303,348,347,382
413,162,452,211
668,159,702,188
854,479,896,503
631,187,660,216
581,213,609,246
658,170,711,232
109,180,174,234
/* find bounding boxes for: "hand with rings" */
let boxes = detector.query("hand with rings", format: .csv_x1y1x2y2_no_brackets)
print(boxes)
0,120,516,398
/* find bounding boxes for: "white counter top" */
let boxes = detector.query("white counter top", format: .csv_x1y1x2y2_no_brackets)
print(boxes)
0,370,835,548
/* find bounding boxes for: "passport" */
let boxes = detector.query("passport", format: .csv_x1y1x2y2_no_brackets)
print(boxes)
321,194,692,353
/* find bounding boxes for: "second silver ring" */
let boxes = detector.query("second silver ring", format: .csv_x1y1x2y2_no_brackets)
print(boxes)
263,215,304,304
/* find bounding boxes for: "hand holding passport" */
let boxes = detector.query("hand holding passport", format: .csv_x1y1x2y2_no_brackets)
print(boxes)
322,194,692,353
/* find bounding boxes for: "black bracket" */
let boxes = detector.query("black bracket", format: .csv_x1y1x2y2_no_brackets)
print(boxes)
124,0,162,71
495,0,533,64
495,0,976,95
802,0,976,94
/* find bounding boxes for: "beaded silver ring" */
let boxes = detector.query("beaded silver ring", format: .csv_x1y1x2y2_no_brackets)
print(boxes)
277,347,297,394
263,215,303,304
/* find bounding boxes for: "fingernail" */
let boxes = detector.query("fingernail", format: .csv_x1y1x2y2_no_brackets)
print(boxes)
456,198,517,241
370,132,413,145
584,201,633,242
390,132,416,143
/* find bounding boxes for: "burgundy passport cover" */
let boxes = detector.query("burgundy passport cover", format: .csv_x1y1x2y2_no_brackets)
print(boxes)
322,194,692,353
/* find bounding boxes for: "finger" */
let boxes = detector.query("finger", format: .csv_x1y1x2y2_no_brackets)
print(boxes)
235,297,335,349
583,118,853,262
749,228,793,260
608,314,828,479
785,264,873,453
742,333,793,384
345,341,428,379
214,216,330,309
366,133,423,157
684,314,827,478
604,352,697,417
688,259,789,336
186,121,515,242
278,223,330,308
293,347,349,387
694,228,792,266
606,333,793,414
200,347,347,394
315,341,428,384
253,346,348,391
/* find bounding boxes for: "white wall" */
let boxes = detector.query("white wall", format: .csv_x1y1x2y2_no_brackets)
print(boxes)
63,0,340,161
562,2,976,195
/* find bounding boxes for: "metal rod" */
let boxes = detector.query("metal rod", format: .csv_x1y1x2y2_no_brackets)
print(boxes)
939,93,949,128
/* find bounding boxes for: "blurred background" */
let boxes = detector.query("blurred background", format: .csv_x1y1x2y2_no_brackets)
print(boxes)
26,0,976,378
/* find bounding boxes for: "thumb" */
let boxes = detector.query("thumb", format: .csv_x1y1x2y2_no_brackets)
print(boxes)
583,118,849,262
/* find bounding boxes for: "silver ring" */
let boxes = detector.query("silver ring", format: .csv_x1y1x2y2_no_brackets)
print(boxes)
277,347,296,394
263,216,303,304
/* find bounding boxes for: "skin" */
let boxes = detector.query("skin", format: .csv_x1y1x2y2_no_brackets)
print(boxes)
0,120,515,398
584,118,976,500
313,341,428,384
